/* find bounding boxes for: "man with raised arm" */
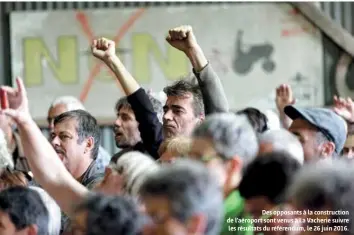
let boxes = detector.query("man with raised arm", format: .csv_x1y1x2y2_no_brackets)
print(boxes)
0,78,144,235
91,25,228,159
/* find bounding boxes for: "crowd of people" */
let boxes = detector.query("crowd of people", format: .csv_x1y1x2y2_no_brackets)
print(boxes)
0,24,353,235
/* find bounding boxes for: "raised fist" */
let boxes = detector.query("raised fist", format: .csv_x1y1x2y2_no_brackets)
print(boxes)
333,95,354,122
166,25,198,53
91,37,116,61
275,84,296,112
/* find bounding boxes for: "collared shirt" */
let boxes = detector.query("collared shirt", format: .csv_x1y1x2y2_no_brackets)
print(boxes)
94,146,112,172
221,190,253,235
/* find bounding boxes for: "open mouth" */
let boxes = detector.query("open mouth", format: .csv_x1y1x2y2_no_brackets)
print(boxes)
54,150,65,161
54,147,65,155
115,133,123,138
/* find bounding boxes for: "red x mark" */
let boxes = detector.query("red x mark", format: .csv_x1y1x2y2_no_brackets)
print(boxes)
75,8,146,103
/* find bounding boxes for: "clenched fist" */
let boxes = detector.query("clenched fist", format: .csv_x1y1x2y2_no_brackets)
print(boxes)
275,84,296,112
91,37,116,61
166,25,199,53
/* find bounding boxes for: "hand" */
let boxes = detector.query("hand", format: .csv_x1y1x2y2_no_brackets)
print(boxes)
333,95,354,122
166,25,199,53
91,37,116,62
275,84,296,112
0,77,31,125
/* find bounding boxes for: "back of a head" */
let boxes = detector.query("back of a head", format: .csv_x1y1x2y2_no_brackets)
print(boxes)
193,113,259,163
259,129,304,164
54,110,100,159
50,96,86,111
116,151,160,197
140,159,224,235
75,194,143,235
0,186,49,235
236,107,268,134
288,159,354,234
158,136,192,157
30,187,61,235
239,151,301,204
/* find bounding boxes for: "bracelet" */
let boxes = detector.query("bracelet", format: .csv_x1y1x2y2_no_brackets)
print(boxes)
194,61,209,74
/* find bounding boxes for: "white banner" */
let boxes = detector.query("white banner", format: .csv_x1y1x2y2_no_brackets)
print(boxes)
10,3,323,124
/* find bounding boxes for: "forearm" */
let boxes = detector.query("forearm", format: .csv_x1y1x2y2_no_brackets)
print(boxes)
105,55,140,95
279,112,292,129
17,119,88,215
186,47,229,114
185,46,208,72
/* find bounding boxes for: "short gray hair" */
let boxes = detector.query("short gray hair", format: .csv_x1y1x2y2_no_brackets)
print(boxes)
140,159,223,235
113,151,159,198
259,129,304,164
193,113,259,162
288,159,354,234
50,96,86,111
29,186,61,235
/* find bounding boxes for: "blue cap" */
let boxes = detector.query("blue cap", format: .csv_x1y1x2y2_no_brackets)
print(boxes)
284,105,347,154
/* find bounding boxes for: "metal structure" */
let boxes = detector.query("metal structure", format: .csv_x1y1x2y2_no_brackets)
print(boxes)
0,1,353,155
320,2,354,105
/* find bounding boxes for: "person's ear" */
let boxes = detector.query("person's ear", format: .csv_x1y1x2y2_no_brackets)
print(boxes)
320,141,335,157
25,224,38,235
84,136,94,154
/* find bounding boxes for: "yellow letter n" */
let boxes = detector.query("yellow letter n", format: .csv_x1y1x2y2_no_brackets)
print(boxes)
23,36,78,87
132,33,189,83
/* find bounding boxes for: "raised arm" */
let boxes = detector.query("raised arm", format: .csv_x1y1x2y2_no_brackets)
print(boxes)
0,78,88,216
275,84,295,129
91,38,163,159
166,25,229,114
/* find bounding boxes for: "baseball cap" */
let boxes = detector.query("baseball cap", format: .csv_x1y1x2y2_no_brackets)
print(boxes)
284,105,347,154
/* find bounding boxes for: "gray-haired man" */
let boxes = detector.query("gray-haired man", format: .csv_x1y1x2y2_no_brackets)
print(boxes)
140,159,223,235
48,96,111,170
285,106,347,162
189,112,259,235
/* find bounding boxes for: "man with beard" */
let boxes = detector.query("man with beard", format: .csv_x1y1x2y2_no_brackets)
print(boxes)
284,106,347,162
91,25,228,159
111,95,163,162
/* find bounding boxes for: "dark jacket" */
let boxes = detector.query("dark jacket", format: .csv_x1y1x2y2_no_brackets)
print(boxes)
126,63,229,159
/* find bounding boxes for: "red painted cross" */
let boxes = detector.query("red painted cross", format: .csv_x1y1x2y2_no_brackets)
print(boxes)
75,8,146,103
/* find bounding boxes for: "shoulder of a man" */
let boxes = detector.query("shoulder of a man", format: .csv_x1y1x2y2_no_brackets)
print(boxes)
82,160,105,189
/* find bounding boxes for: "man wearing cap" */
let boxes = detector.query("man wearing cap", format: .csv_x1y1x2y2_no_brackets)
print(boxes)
284,106,347,162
